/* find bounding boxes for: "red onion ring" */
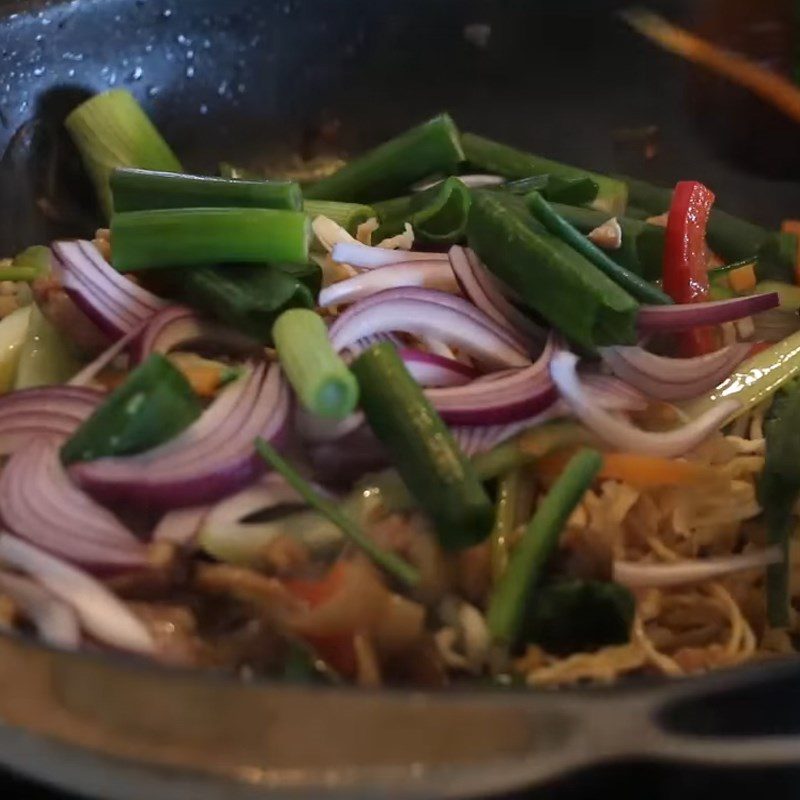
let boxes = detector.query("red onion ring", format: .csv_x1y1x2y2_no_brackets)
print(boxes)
448,246,545,344
0,571,80,648
637,293,779,332
133,305,259,363
0,437,148,568
425,337,555,424
70,362,291,509
319,262,457,307
600,343,751,401
68,323,145,387
329,287,530,369
400,349,479,387
52,240,166,339
0,386,103,455
0,535,154,654
614,546,781,588
551,351,739,457
331,242,450,269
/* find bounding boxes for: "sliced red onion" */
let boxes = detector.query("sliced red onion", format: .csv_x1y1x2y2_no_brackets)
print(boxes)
52,240,166,339
0,571,80,648
413,174,506,192
637,293,779,333
70,363,290,509
152,505,210,546
296,409,366,444
329,287,530,369
133,305,258,363
450,373,648,455
551,351,739,457
400,349,479,387
319,262,457,307
331,242,450,270
0,437,148,568
600,343,751,401
424,337,555,424
449,247,545,344
613,546,782,588
0,535,154,654
68,323,144,387
0,386,103,455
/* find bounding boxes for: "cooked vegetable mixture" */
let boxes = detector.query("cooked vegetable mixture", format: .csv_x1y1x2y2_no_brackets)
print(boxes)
1,88,799,688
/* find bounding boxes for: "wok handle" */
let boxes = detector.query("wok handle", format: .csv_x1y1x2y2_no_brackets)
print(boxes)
577,661,800,767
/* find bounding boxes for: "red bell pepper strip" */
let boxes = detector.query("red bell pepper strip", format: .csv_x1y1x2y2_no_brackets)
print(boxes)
284,562,357,678
663,180,720,356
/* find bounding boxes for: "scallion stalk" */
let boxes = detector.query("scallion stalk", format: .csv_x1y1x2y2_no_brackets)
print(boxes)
305,114,465,203
303,200,376,235
111,207,310,271
65,89,182,218
111,168,302,212
254,439,420,587
272,308,358,419
490,469,525,583
526,191,672,305
486,448,602,643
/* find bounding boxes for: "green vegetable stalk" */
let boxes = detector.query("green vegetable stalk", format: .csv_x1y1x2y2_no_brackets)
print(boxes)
526,192,672,305
462,133,628,215
111,207,310,271
272,309,359,419
487,448,603,643
66,89,183,218
305,114,465,203
61,354,201,464
758,379,800,627
111,168,302,212
255,439,419,586
351,342,494,550
467,190,639,350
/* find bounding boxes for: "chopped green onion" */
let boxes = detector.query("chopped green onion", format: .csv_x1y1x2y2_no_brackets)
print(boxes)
0,267,40,282
111,168,302,212
486,448,603,644
375,177,472,244
5,245,52,282
351,343,494,550
61,354,201,464
158,262,319,344
526,191,672,305
707,256,759,276
305,114,465,203
467,190,639,350
110,207,310,271
303,200,376,235
254,439,420,587
272,309,358,419
462,133,627,215
65,89,182,218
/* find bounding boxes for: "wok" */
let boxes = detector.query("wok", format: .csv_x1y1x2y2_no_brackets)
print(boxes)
0,0,799,797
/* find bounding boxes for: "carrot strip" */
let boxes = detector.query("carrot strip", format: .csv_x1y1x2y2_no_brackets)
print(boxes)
780,221,800,285
537,449,720,488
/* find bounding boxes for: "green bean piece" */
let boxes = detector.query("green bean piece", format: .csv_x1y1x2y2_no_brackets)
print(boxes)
305,114,465,203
